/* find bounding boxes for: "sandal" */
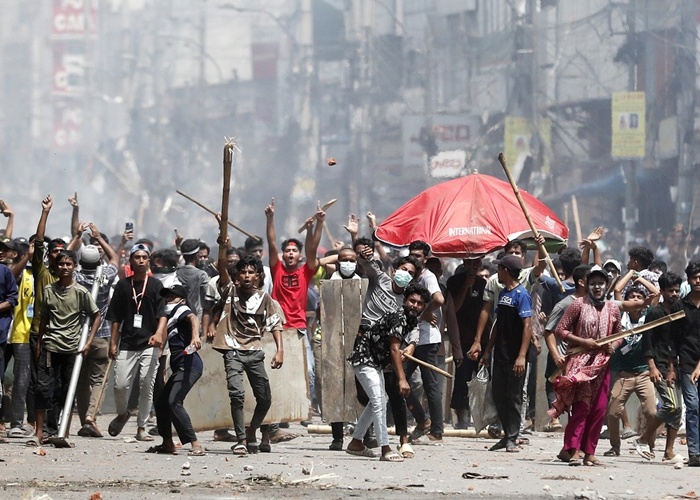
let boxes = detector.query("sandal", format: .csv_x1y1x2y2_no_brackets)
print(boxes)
26,436,40,447
557,451,571,463
145,445,178,455
603,448,620,457
506,442,520,453
259,442,271,453
584,459,604,467
270,431,300,444
188,447,206,456
398,442,414,459
214,430,237,442
247,442,259,454
569,455,583,467
108,413,130,437
135,430,154,442
635,440,653,461
620,428,637,440
380,450,404,462
231,443,248,455
345,446,376,458
515,437,529,446
409,420,431,441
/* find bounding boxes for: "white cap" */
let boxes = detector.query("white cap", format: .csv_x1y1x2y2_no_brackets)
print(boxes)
80,245,101,265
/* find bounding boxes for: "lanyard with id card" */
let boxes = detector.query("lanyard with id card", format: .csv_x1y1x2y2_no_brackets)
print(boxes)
132,275,149,329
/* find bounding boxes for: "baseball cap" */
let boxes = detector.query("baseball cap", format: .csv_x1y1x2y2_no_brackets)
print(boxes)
80,245,101,266
130,243,151,256
603,259,622,274
587,265,610,282
160,284,188,300
0,237,17,252
493,254,523,274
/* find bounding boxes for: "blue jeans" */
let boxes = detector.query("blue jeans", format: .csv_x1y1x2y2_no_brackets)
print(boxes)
681,372,700,456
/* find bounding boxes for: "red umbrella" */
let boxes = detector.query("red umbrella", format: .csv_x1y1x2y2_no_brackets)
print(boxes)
374,172,568,258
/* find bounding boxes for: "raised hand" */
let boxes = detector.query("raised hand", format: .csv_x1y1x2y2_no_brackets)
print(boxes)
41,195,53,212
68,191,78,208
366,211,377,229
343,213,359,235
264,197,275,218
88,222,100,238
315,200,326,223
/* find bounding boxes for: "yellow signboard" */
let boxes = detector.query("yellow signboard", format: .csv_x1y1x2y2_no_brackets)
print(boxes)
611,91,645,158
504,117,532,169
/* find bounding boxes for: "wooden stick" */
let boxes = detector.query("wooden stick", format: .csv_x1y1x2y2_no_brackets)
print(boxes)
220,142,234,261
323,221,336,248
91,358,113,421
563,202,569,231
306,424,492,438
498,152,565,293
403,352,454,378
605,275,620,298
176,189,260,241
567,310,685,355
298,198,339,233
571,194,582,244
445,356,453,364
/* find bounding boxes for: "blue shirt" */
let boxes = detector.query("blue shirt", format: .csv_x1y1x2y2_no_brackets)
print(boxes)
539,275,575,307
494,284,532,363
0,263,19,343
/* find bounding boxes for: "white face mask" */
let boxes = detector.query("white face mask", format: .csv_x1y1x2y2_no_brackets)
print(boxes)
339,261,357,277
165,301,181,314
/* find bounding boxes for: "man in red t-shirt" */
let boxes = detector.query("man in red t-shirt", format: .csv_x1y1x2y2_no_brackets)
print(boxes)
265,198,324,421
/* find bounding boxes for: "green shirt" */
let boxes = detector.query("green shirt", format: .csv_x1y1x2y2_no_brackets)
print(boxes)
41,281,99,353
30,239,58,335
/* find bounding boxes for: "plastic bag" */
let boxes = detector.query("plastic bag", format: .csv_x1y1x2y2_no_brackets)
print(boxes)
468,365,499,433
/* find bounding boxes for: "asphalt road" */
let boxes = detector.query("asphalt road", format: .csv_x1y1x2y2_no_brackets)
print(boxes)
1,417,697,500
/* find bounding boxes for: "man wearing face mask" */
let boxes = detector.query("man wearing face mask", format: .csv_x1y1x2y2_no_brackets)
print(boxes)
406,240,445,444
330,247,361,281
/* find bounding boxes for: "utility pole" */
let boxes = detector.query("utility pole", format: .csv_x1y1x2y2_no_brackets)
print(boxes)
623,0,638,249
675,0,697,228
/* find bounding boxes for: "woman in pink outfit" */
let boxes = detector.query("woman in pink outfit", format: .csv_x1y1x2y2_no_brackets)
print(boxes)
549,266,622,467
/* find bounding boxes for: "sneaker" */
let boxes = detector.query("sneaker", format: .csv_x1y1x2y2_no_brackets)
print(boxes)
688,455,700,467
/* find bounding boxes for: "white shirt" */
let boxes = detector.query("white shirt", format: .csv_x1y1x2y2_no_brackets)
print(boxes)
417,269,442,345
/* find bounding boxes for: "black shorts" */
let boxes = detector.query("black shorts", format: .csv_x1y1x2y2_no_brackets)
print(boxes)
35,348,76,412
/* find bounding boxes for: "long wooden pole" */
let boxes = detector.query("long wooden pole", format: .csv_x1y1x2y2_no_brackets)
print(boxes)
548,310,686,383
297,198,339,233
567,310,685,355
176,189,260,241
403,352,454,379
498,153,565,292
220,142,234,260
571,195,582,244
91,358,113,421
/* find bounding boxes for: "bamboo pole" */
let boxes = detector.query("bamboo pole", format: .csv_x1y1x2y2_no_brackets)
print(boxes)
219,141,234,261
498,153,565,292
91,358,113,421
176,189,260,241
306,424,492,438
567,310,685,355
404,352,454,379
298,199,339,233
571,194,582,244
